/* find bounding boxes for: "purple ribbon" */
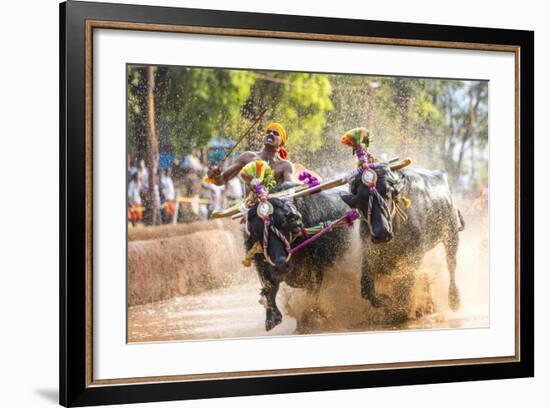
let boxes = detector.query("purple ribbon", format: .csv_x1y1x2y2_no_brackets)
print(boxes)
288,210,360,255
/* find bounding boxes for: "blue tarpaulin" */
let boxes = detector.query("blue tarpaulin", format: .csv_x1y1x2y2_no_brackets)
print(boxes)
207,137,236,166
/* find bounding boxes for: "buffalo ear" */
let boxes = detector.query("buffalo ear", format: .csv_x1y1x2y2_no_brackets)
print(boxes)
340,193,358,208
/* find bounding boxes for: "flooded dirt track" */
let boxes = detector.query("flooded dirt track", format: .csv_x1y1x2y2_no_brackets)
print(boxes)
127,210,489,343
128,282,297,342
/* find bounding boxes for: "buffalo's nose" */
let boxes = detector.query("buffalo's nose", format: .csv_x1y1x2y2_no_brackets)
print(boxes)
288,214,303,232
289,213,301,223
372,231,393,243
273,257,291,276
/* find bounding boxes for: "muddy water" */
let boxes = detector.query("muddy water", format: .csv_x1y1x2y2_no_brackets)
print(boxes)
128,211,489,343
128,282,297,342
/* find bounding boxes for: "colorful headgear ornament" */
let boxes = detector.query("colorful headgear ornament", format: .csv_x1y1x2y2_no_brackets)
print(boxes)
341,127,372,149
266,122,289,160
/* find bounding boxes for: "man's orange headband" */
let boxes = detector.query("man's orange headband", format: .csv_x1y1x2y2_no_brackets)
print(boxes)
266,122,287,145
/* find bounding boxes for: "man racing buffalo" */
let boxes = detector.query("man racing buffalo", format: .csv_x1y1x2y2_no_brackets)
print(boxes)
207,122,294,186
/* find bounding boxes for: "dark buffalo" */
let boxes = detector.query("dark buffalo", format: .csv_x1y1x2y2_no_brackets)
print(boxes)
245,182,354,331
341,165,465,320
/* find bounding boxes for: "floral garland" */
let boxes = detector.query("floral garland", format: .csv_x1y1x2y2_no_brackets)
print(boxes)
239,160,276,192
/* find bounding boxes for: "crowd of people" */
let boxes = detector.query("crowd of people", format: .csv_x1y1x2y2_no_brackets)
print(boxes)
127,154,245,226
128,158,177,225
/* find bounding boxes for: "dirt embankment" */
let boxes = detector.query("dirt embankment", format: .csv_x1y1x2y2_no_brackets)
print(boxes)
128,219,251,306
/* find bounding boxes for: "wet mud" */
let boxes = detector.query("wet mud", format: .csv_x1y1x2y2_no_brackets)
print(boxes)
128,208,489,343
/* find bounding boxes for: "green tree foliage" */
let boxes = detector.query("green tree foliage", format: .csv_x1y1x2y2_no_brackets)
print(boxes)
127,66,334,162
244,71,333,162
157,67,256,155
322,75,487,187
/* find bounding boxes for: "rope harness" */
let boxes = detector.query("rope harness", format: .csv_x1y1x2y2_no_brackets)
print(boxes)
242,175,362,267
242,208,360,267
263,221,292,266
287,210,360,255
360,183,410,236
353,145,410,235
247,179,294,267
363,182,391,236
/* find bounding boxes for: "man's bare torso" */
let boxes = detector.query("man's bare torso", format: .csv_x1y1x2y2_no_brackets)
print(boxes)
207,147,294,187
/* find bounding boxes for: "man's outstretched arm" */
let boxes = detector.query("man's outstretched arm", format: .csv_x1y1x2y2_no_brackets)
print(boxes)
207,152,255,185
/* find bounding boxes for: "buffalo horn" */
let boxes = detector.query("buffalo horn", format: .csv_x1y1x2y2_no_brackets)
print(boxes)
389,158,412,171
211,206,241,219
211,201,248,218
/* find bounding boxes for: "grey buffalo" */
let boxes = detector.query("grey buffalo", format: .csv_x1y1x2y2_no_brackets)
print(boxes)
341,164,465,321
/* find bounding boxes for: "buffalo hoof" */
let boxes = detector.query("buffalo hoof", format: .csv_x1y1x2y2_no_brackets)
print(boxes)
448,284,461,311
265,309,283,331
386,308,409,325
367,293,390,308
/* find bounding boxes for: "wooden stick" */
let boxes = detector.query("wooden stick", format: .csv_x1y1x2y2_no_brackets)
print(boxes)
214,107,267,168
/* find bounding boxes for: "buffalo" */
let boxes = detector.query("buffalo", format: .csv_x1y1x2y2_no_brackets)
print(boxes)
245,182,354,331
340,163,465,321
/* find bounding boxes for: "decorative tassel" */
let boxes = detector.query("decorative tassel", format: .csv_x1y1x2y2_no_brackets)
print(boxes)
344,209,360,227
241,242,263,267
298,171,320,188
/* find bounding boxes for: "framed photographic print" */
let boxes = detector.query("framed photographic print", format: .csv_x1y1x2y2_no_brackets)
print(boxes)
60,0,534,406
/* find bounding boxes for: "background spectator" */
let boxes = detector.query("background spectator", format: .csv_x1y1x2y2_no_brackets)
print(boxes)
160,167,176,224
128,172,142,225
